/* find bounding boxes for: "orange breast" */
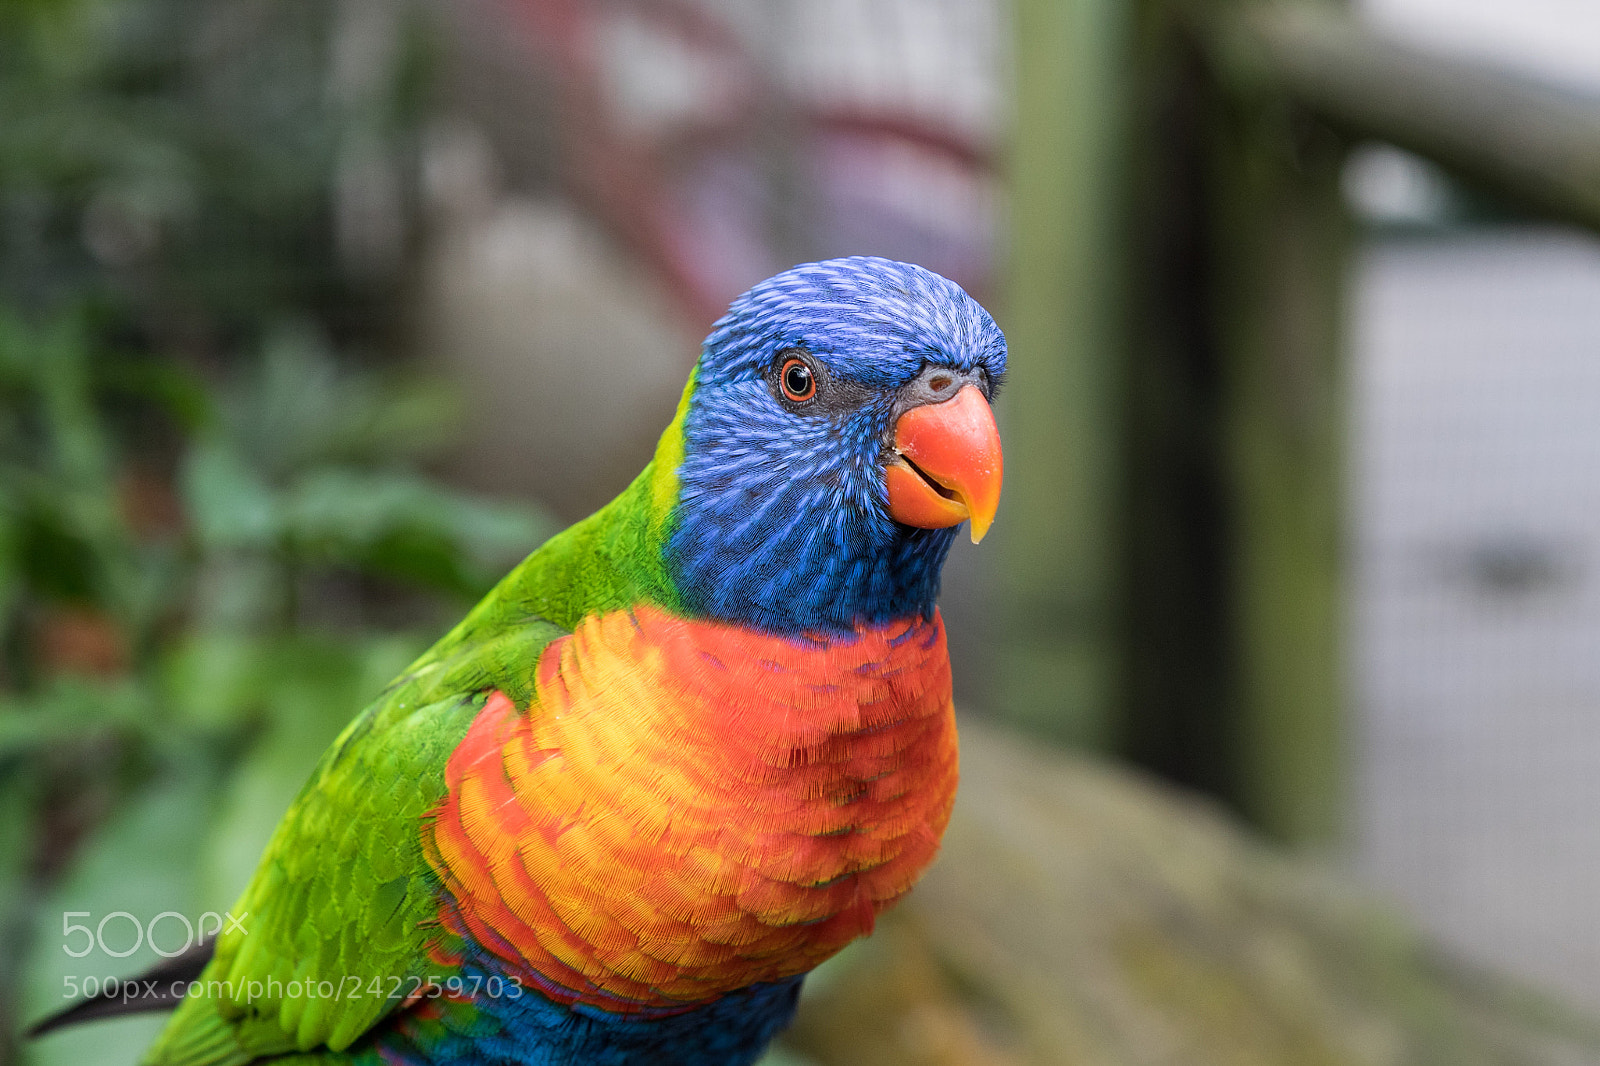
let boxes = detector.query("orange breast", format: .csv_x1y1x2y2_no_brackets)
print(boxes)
425,605,958,1013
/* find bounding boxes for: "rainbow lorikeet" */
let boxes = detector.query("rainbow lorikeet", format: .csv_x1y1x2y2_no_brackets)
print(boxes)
46,256,1006,1065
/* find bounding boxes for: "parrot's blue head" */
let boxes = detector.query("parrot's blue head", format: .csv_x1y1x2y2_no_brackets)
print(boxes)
665,256,1007,634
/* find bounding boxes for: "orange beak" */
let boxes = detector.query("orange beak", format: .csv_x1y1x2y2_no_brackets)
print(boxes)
884,384,1003,544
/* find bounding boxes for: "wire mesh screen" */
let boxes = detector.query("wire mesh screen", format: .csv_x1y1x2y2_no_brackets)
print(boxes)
1352,227,1600,1009
479,0,1005,323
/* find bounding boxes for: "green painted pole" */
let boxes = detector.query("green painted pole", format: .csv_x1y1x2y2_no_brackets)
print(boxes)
1002,0,1348,843
998,0,1133,747
1115,0,1349,844
1217,138,1348,844
1206,2,1350,844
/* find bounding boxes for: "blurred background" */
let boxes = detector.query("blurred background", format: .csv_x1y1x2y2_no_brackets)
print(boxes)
4,0,1600,1063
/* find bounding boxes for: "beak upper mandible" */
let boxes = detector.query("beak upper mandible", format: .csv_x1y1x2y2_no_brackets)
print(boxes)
884,384,1003,544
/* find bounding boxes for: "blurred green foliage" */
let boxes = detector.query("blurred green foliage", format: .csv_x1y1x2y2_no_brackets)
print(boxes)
0,1,550,1061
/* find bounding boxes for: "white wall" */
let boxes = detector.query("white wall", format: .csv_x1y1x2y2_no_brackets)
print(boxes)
1361,0,1600,93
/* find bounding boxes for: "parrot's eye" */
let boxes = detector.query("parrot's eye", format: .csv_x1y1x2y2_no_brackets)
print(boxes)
780,359,816,403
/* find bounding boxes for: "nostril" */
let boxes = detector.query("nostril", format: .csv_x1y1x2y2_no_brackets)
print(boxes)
929,374,953,392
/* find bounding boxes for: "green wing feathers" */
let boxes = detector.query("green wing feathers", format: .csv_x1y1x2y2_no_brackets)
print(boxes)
142,459,674,1066
142,624,565,1066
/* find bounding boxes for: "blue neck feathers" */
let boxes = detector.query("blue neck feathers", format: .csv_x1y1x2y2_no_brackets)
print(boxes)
664,379,957,634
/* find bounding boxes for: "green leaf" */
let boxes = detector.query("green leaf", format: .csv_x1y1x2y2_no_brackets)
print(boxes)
181,441,277,549
278,468,548,593
158,632,271,729
220,330,462,479
0,677,157,759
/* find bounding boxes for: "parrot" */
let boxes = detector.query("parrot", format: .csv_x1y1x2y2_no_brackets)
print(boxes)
33,255,1006,1065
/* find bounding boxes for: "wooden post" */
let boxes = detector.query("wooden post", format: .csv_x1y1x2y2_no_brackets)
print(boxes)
1003,0,1348,842
1210,90,1349,844
997,0,1132,748
1118,10,1240,805
1116,0,1350,843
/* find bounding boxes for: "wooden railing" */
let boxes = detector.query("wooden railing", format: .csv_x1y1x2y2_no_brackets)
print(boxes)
1001,0,1600,844
1214,5,1600,229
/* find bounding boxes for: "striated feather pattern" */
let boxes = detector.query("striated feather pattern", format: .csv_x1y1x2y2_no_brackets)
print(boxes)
424,605,958,1014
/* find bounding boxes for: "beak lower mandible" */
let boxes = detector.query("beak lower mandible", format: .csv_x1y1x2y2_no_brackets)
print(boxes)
884,384,1003,544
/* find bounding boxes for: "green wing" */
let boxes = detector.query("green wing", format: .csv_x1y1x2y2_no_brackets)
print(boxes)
142,623,562,1066
143,453,683,1066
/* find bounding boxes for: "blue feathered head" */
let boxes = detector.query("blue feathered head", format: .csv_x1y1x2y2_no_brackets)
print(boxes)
666,256,1007,634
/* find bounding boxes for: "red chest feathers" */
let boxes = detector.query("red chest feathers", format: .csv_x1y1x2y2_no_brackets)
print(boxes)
425,605,959,1013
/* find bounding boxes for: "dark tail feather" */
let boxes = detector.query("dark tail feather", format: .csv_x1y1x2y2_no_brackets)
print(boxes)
26,936,215,1039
